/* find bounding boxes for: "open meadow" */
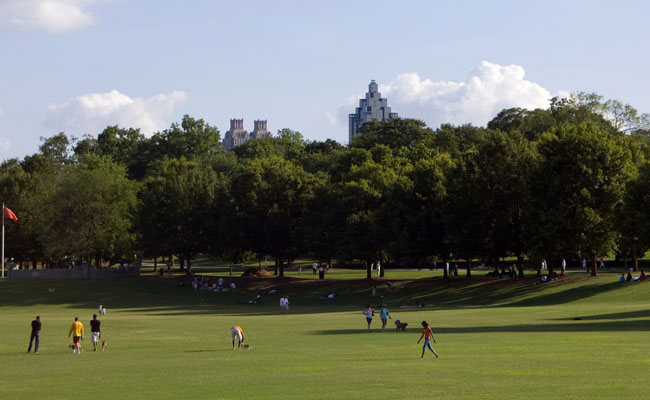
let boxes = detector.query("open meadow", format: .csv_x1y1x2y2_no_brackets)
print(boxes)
1,272,649,399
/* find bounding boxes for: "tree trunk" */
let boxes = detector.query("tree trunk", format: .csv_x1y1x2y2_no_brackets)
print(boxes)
366,260,372,280
274,258,279,276
517,255,524,278
547,254,554,276
443,259,448,279
229,262,233,277
153,257,157,273
380,258,385,278
466,259,471,278
186,256,192,273
279,258,285,278
590,254,598,277
633,245,639,272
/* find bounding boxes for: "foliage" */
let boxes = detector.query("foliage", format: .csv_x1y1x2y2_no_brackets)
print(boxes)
3,95,650,275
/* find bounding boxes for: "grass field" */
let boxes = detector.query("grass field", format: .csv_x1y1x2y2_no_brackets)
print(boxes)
1,273,649,399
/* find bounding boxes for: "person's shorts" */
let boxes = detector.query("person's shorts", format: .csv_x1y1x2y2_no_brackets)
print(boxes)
91,332,100,343
366,317,372,324
231,328,242,341
282,304,289,311
73,336,81,344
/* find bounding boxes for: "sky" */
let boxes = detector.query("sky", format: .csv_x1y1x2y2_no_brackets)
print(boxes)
1,0,649,160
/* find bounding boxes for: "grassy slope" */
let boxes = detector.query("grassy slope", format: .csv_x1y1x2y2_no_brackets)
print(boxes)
0,274,649,399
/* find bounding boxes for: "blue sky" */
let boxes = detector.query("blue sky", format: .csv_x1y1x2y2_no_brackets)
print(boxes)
1,0,649,160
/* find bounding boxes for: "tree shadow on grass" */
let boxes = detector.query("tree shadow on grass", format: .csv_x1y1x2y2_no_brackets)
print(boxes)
550,309,650,321
311,319,650,335
184,349,224,353
0,275,640,317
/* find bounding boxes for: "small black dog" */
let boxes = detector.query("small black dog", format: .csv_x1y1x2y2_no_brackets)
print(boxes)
394,320,408,331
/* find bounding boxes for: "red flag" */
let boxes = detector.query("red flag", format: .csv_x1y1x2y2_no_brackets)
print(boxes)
4,206,18,223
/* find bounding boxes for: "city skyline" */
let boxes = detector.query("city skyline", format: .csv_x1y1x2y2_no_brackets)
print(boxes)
1,1,649,160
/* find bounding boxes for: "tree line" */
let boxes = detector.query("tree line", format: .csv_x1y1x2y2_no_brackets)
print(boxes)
3,92,650,279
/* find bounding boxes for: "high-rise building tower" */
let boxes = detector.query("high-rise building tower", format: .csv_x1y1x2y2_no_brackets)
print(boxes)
348,80,398,141
222,119,249,151
222,119,273,150
250,120,271,139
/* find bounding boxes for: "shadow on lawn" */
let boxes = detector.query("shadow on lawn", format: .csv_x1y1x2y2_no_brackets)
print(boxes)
311,318,650,335
0,275,640,316
550,309,650,321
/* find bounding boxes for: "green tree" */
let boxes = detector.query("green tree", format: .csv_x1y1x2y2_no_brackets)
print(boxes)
139,157,217,272
161,115,221,160
229,156,316,277
350,118,435,150
45,156,138,265
335,146,401,279
39,132,71,165
527,122,633,275
616,161,650,271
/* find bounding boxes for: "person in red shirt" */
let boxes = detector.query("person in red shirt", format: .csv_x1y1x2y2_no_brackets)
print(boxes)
417,321,439,359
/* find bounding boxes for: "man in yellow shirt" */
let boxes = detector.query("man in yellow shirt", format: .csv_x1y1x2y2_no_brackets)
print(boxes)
68,317,84,354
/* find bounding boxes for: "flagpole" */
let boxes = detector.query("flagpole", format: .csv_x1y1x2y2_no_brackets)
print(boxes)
2,203,5,279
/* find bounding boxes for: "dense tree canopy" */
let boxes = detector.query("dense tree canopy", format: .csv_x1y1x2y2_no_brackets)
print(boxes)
3,92,650,279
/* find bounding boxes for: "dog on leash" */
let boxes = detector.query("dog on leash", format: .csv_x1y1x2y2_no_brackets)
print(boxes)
101,340,107,352
394,320,408,331
240,343,252,350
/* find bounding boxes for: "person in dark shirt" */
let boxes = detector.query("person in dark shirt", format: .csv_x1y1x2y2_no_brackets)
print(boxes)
28,316,41,353
90,314,101,352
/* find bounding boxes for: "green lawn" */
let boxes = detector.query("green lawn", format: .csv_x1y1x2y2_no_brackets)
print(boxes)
1,274,649,399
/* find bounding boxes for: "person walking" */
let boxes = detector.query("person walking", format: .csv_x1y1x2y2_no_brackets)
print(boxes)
417,321,438,359
231,325,245,350
68,317,84,354
281,296,289,313
379,304,391,331
90,314,101,352
363,305,374,330
27,316,41,353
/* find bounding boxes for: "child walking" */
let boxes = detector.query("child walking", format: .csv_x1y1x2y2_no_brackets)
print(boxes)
417,321,438,358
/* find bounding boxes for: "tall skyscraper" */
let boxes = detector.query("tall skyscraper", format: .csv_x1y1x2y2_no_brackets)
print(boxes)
348,80,398,141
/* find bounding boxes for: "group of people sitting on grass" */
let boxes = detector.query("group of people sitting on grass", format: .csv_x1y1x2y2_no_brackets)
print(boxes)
619,269,647,283
487,265,518,279
180,276,237,292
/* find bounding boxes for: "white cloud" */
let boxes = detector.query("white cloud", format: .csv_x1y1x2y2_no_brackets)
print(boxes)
331,61,556,131
0,105,4,117
0,138,11,152
0,0,101,33
45,90,187,136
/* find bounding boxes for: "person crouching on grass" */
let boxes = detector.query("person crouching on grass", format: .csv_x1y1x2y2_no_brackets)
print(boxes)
231,326,244,350
417,321,438,359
